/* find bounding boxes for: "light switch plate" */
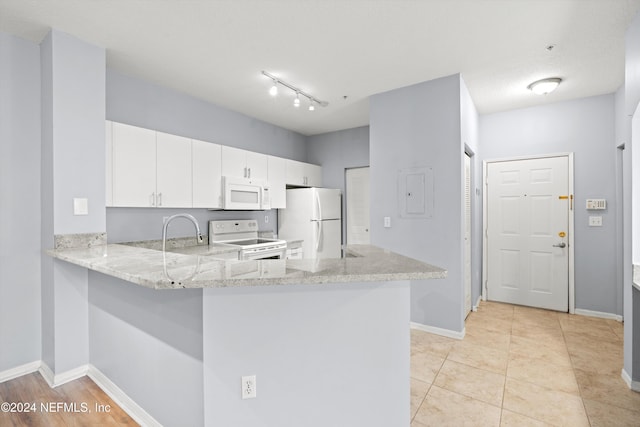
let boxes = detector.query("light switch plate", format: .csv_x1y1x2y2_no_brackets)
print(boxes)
588,216,602,227
73,198,88,215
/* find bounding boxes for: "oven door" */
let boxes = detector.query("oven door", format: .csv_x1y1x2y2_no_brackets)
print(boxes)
240,247,286,260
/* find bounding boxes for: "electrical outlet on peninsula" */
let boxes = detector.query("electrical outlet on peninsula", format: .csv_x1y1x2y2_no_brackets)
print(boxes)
242,375,257,399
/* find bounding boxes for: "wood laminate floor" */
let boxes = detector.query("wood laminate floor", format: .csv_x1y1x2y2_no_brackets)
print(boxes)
0,373,138,426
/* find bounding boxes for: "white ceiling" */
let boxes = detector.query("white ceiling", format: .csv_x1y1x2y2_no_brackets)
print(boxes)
1,0,639,136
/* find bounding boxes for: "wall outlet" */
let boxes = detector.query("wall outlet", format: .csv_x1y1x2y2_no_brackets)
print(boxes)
264,215,269,224
384,216,391,228
588,216,603,227
241,375,256,399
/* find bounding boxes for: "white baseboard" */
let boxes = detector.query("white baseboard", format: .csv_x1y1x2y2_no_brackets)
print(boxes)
0,360,41,383
88,365,162,427
621,369,640,392
472,296,482,312
39,362,89,388
410,322,465,340
574,308,623,322
3,361,159,427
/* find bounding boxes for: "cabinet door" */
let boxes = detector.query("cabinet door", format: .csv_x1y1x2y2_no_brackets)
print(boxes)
267,155,286,208
156,132,192,208
246,151,268,181
285,159,305,186
221,146,248,178
105,121,113,206
112,122,156,207
193,139,222,208
304,163,322,187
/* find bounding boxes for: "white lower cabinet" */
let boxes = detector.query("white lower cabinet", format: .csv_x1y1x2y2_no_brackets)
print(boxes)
193,139,222,208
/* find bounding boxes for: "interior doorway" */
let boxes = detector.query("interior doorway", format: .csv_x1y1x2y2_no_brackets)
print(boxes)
483,154,575,312
346,167,370,245
464,152,472,318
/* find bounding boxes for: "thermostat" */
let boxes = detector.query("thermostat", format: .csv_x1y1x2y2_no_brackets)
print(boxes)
586,199,606,210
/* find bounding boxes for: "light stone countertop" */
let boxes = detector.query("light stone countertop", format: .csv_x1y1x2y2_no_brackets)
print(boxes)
46,243,446,290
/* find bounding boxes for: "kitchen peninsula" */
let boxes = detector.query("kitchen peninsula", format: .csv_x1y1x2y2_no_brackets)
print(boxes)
47,234,445,427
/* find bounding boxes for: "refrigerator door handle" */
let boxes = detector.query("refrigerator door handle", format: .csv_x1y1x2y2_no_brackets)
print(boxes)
315,190,322,221
316,220,322,252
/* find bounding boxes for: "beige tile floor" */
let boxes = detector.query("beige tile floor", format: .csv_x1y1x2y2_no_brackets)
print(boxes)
410,301,640,427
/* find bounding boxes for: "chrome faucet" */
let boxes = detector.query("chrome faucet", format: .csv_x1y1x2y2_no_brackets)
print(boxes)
162,213,204,252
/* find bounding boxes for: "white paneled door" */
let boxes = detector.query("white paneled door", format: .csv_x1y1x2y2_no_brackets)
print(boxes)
346,167,370,245
487,156,570,311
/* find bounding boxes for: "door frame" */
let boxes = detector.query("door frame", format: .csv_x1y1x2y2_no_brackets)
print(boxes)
482,152,575,314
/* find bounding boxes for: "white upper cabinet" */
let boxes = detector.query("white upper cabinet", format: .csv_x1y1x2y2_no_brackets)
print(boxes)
107,121,319,209
156,131,192,208
193,139,222,208
105,120,113,206
110,122,192,208
267,155,286,209
286,159,322,187
112,122,157,207
221,146,268,181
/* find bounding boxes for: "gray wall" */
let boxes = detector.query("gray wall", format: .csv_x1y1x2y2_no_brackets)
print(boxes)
370,74,465,333
40,29,106,374
480,94,618,315
202,281,410,427
0,32,42,372
627,10,640,116
105,69,305,242
89,272,204,427
307,126,370,243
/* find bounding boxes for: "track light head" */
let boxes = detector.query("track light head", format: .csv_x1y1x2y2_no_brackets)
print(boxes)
269,80,278,96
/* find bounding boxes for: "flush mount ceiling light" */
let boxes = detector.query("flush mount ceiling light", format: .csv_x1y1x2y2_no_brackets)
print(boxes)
262,70,328,111
527,77,562,95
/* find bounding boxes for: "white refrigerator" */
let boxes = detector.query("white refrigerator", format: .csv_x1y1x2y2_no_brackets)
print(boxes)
278,188,342,259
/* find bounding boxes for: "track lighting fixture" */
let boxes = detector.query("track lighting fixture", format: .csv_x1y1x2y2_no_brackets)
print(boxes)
269,80,278,96
262,70,328,110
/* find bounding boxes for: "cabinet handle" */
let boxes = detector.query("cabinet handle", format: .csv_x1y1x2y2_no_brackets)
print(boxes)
248,168,251,178
243,167,247,178
158,192,162,206
150,192,156,207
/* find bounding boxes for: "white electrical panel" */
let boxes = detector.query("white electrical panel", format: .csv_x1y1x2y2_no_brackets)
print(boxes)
586,199,606,210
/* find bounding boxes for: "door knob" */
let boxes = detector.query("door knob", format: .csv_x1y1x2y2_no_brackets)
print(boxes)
553,242,566,248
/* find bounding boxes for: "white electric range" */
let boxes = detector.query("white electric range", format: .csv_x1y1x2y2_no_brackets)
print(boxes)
208,220,287,260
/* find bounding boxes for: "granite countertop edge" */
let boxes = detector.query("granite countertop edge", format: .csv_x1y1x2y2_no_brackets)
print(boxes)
46,243,447,290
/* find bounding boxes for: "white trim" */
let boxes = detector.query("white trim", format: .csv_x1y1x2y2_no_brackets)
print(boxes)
621,369,640,392
39,362,55,387
472,295,482,312
88,365,162,427
0,360,41,383
482,153,575,313
410,322,465,340
38,362,88,388
574,309,623,322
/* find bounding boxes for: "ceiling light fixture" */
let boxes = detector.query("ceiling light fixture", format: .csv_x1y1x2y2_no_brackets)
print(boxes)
262,70,329,109
308,101,315,111
269,80,278,96
527,77,562,95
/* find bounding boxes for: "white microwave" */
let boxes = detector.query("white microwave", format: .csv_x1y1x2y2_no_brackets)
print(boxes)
222,176,270,210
